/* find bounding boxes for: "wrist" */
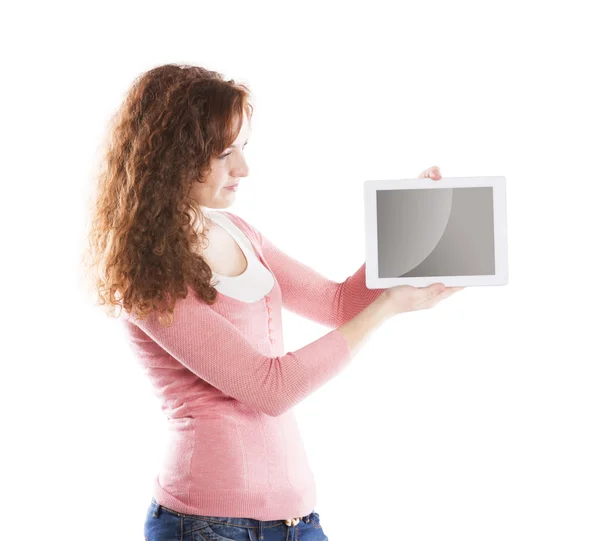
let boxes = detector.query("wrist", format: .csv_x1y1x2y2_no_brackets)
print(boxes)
372,292,397,321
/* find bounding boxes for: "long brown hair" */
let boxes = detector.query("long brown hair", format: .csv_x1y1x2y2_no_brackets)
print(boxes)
81,63,253,327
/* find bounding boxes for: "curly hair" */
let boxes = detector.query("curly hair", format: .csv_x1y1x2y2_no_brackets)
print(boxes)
81,63,253,327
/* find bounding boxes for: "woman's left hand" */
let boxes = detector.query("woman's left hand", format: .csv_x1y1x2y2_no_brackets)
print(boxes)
417,165,442,180
415,164,466,294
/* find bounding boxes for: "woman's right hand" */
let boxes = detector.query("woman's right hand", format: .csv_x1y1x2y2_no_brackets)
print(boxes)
383,283,464,315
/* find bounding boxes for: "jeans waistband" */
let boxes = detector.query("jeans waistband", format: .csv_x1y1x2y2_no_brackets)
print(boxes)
151,497,313,528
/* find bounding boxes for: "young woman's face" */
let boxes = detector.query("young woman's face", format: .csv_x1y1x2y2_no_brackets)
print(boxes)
191,111,251,210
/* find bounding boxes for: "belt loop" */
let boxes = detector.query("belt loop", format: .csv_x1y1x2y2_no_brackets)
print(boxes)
258,519,263,540
152,501,162,518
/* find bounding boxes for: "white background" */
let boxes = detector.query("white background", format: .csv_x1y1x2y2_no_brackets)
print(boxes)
3,1,599,540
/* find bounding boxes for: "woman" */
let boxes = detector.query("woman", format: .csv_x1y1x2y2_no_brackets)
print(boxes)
83,63,462,541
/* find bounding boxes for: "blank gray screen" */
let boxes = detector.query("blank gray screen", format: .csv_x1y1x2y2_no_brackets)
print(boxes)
376,187,495,278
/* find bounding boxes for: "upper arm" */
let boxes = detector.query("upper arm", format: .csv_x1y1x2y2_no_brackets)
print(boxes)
126,290,351,417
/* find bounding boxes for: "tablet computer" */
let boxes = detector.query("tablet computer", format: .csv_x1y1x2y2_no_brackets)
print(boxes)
364,176,508,288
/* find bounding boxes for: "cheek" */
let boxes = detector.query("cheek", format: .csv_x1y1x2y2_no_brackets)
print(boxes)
200,178,219,192
216,178,230,191
208,172,227,189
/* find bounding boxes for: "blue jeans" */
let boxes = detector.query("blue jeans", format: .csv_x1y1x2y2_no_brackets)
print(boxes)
144,497,329,541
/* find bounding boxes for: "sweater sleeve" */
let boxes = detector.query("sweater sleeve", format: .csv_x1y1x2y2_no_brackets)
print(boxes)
224,212,388,328
125,294,353,418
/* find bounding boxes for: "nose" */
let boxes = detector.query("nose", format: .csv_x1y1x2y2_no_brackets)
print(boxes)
233,156,249,178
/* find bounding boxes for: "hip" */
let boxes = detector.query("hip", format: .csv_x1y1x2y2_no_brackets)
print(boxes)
144,497,328,541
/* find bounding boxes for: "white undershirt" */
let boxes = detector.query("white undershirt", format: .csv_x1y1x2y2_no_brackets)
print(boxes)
207,211,275,303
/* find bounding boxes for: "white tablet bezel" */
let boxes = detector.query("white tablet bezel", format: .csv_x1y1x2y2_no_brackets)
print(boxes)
364,176,508,288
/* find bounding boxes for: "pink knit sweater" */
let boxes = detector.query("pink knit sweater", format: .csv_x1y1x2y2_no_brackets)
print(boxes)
122,211,386,520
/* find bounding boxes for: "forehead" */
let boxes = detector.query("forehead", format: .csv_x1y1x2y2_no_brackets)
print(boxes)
236,111,250,133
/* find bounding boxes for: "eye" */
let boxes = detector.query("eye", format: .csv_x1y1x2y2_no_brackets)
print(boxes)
218,143,248,160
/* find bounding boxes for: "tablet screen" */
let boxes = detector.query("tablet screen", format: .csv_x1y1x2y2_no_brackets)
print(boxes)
376,187,495,278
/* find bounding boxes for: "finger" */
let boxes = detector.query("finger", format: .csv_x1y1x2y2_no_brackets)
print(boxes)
435,287,461,299
417,165,442,180
438,287,467,302
414,283,446,304
428,165,442,179
425,287,457,307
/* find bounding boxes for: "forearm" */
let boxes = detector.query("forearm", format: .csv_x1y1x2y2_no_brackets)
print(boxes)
336,291,394,357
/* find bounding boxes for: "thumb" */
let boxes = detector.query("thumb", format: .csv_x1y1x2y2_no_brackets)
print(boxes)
424,283,446,299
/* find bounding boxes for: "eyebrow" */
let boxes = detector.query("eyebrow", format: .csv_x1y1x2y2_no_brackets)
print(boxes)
227,138,250,149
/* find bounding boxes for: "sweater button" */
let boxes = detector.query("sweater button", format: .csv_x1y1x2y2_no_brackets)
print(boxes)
268,317,272,323
265,296,270,302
